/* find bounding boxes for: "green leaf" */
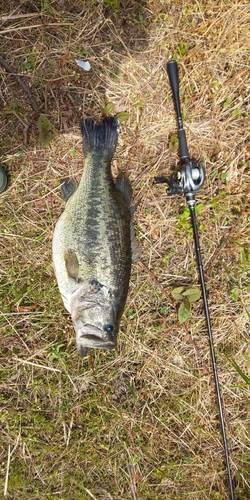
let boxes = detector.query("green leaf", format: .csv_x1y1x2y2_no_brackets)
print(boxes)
171,286,185,301
180,207,190,221
182,288,201,303
212,81,220,89
37,114,57,146
230,358,250,386
177,41,188,56
231,109,242,115
104,0,120,13
229,238,244,248
169,133,179,153
116,111,129,123
136,99,143,108
20,62,32,72
138,5,144,24
211,169,219,178
181,106,188,120
160,306,168,313
221,172,229,180
195,203,204,213
222,97,231,109
42,1,53,14
80,49,89,56
231,288,239,301
241,249,247,271
229,275,240,287
178,301,191,324
102,102,114,115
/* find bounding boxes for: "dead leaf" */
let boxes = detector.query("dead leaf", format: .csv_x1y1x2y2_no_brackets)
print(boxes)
169,133,179,153
13,303,39,312
59,54,68,67
151,227,159,239
37,114,57,147
113,101,128,113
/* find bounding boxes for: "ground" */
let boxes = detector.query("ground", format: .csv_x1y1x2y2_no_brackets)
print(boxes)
0,1,250,499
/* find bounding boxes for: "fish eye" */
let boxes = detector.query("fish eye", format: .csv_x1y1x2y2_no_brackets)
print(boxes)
104,324,114,333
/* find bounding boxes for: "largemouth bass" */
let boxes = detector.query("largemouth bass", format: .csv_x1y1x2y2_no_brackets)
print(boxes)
52,117,138,356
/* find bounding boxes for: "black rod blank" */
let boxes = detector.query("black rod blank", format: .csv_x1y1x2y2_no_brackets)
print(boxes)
188,197,235,500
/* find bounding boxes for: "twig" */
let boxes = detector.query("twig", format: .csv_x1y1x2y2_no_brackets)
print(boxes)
4,445,10,497
4,110,30,145
84,488,98,500
4,429,21,496
127,462,138,500
206,187,250,276
139,261,174,303
0,22,73,35
0,13,42,21
0,55,39,111
183,323,211,377
13,357,62,373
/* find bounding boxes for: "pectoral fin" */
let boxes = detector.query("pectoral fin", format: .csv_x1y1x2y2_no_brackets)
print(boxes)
64,249,80,281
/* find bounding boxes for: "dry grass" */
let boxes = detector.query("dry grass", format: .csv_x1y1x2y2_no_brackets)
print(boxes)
0,1,250,499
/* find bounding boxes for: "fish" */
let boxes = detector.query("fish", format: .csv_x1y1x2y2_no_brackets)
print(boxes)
52,117,139,356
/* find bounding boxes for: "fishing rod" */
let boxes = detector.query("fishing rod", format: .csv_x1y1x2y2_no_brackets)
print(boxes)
153,60,235,500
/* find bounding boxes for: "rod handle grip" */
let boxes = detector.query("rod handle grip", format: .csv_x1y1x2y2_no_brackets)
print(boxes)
167,60,183,128
167,60,179,94
178,129,190,164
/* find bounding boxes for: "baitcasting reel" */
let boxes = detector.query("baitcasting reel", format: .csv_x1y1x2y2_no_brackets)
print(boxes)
153,59,205,198
154,160,205,196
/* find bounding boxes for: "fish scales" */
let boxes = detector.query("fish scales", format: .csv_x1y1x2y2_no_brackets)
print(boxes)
62,152,131,297
52,117,135,356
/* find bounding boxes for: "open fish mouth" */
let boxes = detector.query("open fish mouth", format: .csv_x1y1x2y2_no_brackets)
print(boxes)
76,324,116,352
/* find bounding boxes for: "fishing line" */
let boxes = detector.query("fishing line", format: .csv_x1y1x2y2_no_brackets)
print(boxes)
154,60,235,500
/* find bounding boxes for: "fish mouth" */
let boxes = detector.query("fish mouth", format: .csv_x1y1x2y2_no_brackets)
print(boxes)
76,324,116,353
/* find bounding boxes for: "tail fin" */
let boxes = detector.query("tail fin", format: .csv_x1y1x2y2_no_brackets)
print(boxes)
80,117,119,160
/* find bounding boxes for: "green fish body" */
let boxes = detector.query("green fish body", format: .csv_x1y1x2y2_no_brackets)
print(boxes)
52,118,136,356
